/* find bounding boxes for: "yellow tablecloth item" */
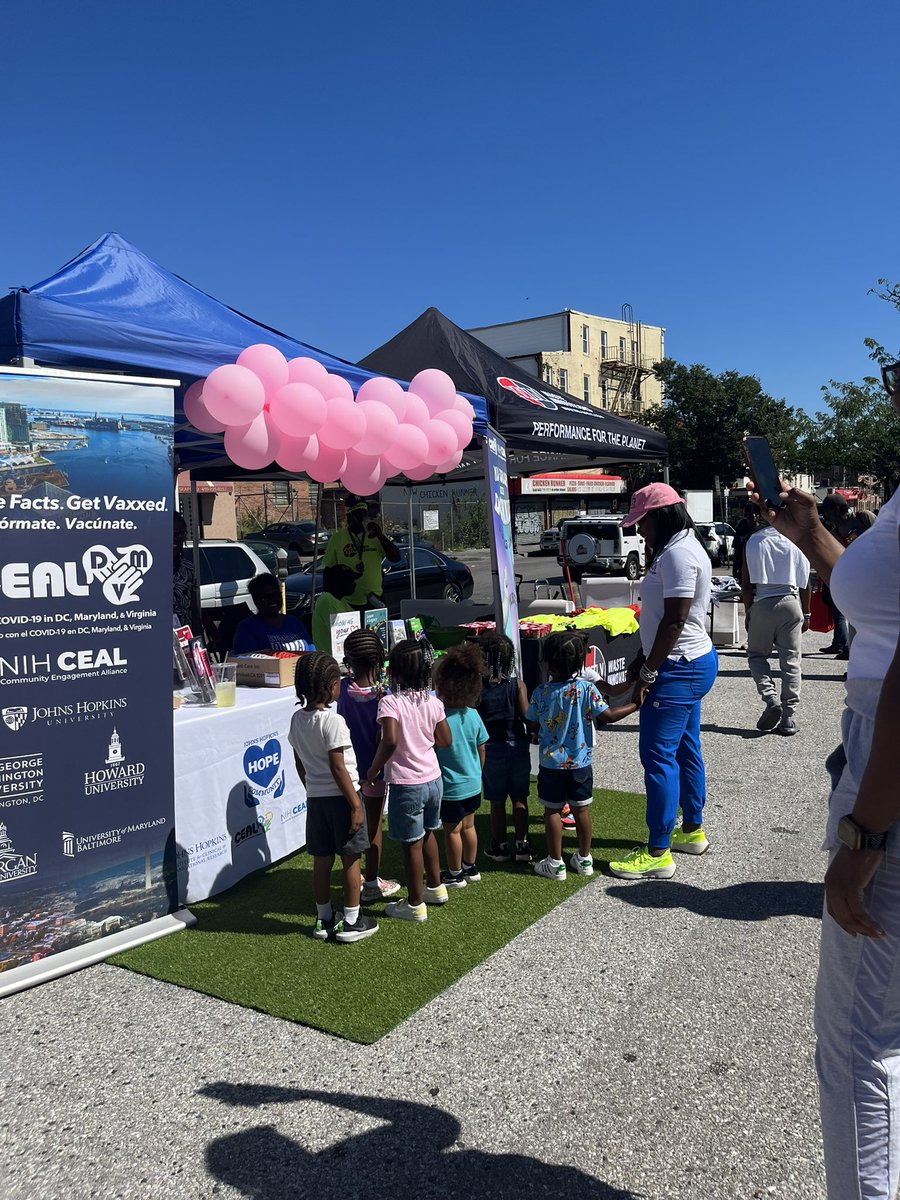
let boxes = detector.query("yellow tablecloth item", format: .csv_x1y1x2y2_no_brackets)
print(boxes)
520,607,639,635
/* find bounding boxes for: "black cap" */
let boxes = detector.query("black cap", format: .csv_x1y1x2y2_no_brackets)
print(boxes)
822,493,850,515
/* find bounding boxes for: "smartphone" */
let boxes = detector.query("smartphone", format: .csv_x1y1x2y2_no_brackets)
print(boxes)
742,435,785,510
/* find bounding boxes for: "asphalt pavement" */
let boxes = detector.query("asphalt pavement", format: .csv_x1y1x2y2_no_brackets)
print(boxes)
0,558,842,1200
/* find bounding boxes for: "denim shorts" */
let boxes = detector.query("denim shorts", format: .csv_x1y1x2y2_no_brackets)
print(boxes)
440,793,482,825
482,742,531,805
537,765,593,810
387,777,443,843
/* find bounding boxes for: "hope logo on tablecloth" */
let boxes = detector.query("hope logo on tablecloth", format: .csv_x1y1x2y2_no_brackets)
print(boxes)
243,738,285,805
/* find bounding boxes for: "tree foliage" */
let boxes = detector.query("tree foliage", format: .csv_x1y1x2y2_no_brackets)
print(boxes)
643,359,808,491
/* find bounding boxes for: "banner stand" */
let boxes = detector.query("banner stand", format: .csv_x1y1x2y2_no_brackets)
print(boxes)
0,909,195,999
483,427,522,671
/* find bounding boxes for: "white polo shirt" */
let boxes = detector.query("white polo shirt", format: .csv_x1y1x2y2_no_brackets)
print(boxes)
745,526,810,600
639,529,713,661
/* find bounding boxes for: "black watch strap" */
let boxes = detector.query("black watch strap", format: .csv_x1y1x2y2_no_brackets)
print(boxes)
838,814,889,852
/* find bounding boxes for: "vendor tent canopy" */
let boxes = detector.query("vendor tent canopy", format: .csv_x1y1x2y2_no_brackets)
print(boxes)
360,307,668,473
0,233,489,476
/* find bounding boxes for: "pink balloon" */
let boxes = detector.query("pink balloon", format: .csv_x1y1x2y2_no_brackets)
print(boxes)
237,343,289,395
224,411,280,471
385,423,429,472
423,418,459,465
321,373,355,402
403,461,435,482
203,364,266,426
183,381,226,433
401,393,430,430
340,450,384,497
355,400,399,456
409,368,457,413
306,443,347,484
268,382,327,439
356,376,407,419
276,434,317,473
433,406,473,449
453,395,477,422
433,448,464,475
318,396,365,451
287,356,330,388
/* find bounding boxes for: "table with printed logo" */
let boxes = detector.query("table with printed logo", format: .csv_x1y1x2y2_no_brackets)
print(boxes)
173,686,306,904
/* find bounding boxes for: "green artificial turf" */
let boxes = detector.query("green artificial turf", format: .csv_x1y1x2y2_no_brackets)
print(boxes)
111,786,646,1043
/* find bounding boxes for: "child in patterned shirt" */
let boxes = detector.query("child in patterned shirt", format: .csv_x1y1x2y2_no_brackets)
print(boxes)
526,632,637,881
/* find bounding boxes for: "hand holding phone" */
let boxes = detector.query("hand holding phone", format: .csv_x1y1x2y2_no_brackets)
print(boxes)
742,435,785,511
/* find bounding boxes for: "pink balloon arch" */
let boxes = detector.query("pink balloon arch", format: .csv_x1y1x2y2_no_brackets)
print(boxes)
184,346,474,495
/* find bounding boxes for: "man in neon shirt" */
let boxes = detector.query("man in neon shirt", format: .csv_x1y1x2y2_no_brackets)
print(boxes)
322,498,401,608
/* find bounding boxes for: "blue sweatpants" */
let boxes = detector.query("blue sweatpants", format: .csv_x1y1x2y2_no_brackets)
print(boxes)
638,648,718,850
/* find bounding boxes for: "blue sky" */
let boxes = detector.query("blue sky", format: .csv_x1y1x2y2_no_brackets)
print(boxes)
4,1,898,415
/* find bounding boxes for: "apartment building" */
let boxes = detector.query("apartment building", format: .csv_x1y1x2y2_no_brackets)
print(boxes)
467,308,665,417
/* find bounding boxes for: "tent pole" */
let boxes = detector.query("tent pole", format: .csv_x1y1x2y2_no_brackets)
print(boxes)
663,463,670,485
189,477,202,634
309,485,323,617
408,485,417,599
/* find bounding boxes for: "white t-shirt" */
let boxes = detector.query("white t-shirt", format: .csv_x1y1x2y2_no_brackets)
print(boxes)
288,707,359,798
830,489,900,683
639,529,713,661
744,525,810,599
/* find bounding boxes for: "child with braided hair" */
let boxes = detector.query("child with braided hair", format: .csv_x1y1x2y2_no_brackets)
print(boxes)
336,628,400,903
476,632,533,864
527,631,638,880
289,651,379,943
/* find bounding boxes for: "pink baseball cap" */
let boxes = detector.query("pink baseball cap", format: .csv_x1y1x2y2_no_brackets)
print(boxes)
620,482,684,528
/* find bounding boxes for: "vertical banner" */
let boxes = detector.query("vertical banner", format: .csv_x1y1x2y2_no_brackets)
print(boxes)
0,368,189,997
483,427,522,670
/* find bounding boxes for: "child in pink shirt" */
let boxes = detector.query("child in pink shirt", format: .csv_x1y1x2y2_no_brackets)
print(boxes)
366,639,452,922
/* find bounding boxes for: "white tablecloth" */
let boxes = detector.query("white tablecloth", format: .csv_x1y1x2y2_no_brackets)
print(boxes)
173,686,306,904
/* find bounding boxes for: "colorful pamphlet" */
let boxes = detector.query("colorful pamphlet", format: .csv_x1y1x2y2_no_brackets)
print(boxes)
364,607,388,650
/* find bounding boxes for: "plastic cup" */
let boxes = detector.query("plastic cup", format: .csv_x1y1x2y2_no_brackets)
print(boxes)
213,662,237,708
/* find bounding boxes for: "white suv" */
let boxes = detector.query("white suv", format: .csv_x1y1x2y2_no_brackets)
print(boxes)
557,517,645,582
185,539,270,611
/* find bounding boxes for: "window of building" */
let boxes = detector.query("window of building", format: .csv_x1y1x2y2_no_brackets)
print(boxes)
618,337,626,362
600,330,608,359
602,381,610,407
543,363,553,384
583,374,591,404
270,480,291,506
558,368,568,393
581,324,590,354
631,339,637,364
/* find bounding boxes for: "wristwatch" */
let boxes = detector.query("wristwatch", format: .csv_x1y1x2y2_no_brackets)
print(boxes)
837,814,888,852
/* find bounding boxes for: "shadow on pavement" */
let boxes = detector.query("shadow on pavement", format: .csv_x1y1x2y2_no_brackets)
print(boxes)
606,878,823,920
700,723,764,740
200,1084,645,1199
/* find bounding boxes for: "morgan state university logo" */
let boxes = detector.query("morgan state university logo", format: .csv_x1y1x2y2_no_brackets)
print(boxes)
2,708,27,733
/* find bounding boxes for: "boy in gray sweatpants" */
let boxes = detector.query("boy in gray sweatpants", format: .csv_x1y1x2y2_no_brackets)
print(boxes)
741,519,811,736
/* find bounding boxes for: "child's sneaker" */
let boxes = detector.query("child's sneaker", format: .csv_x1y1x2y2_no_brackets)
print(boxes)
335,912,379,943
361,877,401,901
560,804,576,830
514,839,532,863
485,840,511,862
423,882,449,905
670,825,709,855
385,898,427,922
533,857,567,880
462,862,481,883
609,845,676,879
569,851,594,877
312,911,343,941
440,869,467,889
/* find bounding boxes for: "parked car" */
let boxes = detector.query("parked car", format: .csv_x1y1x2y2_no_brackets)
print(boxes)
557,517,645,582
539,526,561,555
695,522,736,566
183,539,270,654
284,546,474,618
389,531,437,550
240,538,303,576
254,521,330,555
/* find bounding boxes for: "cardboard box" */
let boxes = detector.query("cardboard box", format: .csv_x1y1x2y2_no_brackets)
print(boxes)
228,653,302,689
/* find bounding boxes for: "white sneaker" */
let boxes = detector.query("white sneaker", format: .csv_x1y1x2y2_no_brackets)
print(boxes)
423,883,449,905
361,877,401,902
569,851,594,877
533,857,567,880
385,899,427,922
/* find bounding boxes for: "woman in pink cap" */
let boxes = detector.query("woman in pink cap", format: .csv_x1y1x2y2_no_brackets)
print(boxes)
609,483,718,880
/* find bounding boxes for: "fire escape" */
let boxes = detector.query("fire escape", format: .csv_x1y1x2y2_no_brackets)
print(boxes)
598,303,653,416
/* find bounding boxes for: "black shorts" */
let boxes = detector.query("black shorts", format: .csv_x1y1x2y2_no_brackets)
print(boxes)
537,765,593,810
440,793,482,825
306,794,370,858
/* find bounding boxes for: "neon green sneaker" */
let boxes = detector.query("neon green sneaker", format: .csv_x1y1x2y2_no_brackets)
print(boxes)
608,846,676,879
670,825,709,854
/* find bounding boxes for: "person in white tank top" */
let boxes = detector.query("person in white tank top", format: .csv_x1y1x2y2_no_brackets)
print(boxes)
752,355,900,1200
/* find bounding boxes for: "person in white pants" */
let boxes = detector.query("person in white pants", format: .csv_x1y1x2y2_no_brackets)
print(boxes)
754,355,900,1200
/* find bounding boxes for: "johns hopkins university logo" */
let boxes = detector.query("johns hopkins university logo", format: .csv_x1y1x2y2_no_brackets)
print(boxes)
2,708,27,733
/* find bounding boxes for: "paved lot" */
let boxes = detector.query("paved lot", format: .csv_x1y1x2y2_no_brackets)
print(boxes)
0,570,843,1200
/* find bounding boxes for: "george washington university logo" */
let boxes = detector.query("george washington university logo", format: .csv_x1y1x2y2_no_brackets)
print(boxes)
2,707,28,733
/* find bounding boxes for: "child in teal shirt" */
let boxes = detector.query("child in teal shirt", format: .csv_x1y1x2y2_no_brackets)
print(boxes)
433,643,489,887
